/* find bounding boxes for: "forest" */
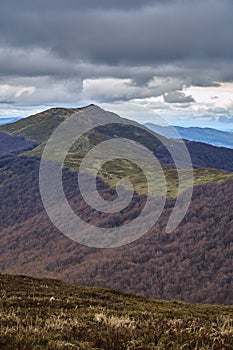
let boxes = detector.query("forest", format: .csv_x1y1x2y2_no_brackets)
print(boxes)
0,155,232,304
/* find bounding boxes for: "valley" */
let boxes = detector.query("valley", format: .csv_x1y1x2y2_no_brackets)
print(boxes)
0,106,232,305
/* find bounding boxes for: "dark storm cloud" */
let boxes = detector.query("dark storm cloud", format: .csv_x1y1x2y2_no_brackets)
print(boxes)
0,0,171,13
1,0,233,64
0,0,233,105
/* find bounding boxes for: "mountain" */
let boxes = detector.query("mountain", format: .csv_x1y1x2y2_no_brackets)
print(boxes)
155,139,233,171
0,117,21,126
0,105,233,305
1,106,233,173
0,132,38,158
0,154,232,304
145,123,233,149
0,274,232,350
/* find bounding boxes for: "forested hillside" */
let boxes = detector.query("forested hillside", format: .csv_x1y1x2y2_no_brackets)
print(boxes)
0,155,232,304
0,106,232,304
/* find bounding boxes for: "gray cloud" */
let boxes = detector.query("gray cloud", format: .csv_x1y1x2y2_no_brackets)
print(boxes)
163,91,195,103
1,1,233,64
0,0,233,107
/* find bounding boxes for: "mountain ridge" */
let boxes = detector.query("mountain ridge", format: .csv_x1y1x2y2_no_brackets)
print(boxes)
145,122,233,149
1,106,233,173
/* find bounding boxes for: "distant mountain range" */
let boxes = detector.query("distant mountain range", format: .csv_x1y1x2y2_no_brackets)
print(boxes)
0,105,233,304
144,123,233,149
0,117,21,126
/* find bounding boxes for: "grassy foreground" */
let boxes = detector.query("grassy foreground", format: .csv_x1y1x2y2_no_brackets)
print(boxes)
0,274,232,349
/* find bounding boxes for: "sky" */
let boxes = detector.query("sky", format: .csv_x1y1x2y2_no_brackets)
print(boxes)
0,0,233,130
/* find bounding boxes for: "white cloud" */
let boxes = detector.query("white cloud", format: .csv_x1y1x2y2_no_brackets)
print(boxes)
0,84,35,102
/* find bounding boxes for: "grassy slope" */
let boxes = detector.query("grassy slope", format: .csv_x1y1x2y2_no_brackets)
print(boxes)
1,107,233,197
0,274,232,350
0,108,76,142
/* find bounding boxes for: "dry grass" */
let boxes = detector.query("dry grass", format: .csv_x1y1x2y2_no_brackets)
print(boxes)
0,274,232,349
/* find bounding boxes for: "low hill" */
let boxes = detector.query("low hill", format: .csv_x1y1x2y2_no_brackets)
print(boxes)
0,274,232,350
145,122,233,149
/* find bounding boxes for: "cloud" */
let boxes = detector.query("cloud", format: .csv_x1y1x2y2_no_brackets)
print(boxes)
0,84,35,103
163,91,195,103
81,76,188,103
0,0,233,125
1,1,233,66
1,1,233,75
